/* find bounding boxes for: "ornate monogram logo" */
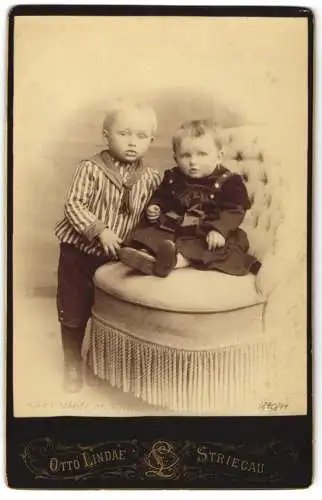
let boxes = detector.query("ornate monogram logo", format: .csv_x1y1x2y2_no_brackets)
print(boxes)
144,440,180,479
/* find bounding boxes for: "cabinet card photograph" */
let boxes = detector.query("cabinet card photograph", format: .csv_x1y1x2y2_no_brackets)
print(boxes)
7,6,313,490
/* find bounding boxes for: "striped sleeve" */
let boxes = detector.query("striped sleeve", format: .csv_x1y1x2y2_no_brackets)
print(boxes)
151,168,163,192
64,160,106,242
147,168,163,204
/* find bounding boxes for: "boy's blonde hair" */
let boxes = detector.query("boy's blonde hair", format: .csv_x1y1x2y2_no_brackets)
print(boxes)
172,119,222,154
103,98,157,136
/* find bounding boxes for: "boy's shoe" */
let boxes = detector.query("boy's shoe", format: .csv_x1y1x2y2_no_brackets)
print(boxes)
154,240,177,277
119,247,155,275
61,326,84,393
63,360,83,393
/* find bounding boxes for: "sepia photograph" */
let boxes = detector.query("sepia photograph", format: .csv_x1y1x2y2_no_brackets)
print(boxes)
12,14,309,418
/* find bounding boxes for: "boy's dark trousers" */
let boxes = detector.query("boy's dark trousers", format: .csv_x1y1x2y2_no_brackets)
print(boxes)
57,243,109,392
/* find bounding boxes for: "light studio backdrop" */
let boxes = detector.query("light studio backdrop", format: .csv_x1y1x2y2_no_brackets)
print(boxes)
13,15,308,417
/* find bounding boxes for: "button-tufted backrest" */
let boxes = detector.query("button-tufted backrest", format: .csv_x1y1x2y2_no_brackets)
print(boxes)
218,125,285,262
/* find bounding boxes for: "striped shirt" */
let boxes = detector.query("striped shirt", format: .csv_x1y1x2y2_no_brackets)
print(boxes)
55,153,162,257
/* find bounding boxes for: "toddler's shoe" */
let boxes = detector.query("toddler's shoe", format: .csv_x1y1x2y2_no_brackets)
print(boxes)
154,240,177,277
119,247,155,275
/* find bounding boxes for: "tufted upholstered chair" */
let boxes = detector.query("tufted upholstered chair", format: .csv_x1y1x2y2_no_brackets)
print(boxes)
83,124,300,414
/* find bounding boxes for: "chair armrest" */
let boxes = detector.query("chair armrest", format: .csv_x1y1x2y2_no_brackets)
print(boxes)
255,230,306,299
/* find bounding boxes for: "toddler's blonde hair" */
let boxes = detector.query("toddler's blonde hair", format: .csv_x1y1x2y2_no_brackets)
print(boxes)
103,98,157,136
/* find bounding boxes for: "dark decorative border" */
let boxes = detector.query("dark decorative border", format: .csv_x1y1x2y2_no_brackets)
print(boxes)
20,437,300,485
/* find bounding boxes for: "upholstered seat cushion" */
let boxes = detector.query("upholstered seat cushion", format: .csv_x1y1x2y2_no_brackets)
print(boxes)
89,263,270,412
94,262,264,313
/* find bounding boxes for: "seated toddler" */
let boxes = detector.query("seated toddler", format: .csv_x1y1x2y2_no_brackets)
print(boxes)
120,119,261,278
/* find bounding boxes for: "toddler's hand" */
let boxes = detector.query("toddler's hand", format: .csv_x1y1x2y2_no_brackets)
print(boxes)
98,228,121,258
146,204,161,223
206,230,226,250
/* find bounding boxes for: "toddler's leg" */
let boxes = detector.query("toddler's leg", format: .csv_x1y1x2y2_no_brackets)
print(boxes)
119,246,155,275
121,240,187,277
154,240,178,277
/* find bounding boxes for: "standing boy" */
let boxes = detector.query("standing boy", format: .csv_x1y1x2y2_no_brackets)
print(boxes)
55,100,161,392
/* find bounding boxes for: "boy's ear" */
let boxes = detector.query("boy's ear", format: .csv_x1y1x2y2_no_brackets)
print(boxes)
103,129,110,146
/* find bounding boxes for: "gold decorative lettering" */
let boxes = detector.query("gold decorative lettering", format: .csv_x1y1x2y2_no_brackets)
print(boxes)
257,463,265,474
231,457,240,469
49,457,58,472
241,460,249,471
197,446,208,463
248,462,256,473
82,451,93,468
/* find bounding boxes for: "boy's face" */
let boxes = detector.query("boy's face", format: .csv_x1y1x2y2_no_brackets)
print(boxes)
105,109,154,163
175,133,221,179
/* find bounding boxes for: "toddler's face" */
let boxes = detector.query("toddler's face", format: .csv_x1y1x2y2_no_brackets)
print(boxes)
175,134,221,179
105,109,154,163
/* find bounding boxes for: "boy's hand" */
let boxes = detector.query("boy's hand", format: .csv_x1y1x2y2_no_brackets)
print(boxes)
206,230,226,250
98,228,121,258
146,204,161,223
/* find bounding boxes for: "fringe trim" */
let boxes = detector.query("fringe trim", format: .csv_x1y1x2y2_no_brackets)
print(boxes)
86,315,275,413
